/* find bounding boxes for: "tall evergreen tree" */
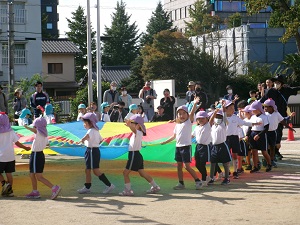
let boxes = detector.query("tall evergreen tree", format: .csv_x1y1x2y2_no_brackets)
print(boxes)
66,6,96,81
102,0,140,66
140,1,173,46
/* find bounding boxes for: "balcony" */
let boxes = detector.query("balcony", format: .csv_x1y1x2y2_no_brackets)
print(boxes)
0,8,27,24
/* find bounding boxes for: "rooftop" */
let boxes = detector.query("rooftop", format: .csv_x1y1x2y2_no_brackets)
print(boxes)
42,39,82,54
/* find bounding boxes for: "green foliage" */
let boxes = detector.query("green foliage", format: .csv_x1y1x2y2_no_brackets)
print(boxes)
245,0,300,53
69,82,110,120
280,53,300,85
185,0,223,37
66,6,96,81
140,1,173,46
102,1,140,66
225,13,242,28
244,61,273,84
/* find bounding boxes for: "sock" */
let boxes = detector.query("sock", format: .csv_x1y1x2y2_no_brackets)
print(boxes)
33,190,38,193
179,181,184,185
223,162,230,179
233,159,237,172
125,183,131,190
210,163,216,179
194,178,200,182
84,183,91,189
150,180,157,187
99,173,111,187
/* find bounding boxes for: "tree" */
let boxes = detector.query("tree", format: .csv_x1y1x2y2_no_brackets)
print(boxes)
66,6,96,81
245,0,300,53
140,1,173,46
225,12,242,28
140,30,234,101
185,0,223,37
102,1,140,66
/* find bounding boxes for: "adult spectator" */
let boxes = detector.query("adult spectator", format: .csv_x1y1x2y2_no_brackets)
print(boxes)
118,87,132,112
185,81,195,103
30,81,49,119
186,82,208,113
260,74,300,159
139,81,157,120
13,88,27,125
109,101,128,122
150,106,168,122
262,78,274,96
223,85,238,111
103,81,119,107
160,88,175,120
0,85,8,113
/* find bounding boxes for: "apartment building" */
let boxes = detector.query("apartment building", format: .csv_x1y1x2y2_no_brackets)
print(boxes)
41,0,59,38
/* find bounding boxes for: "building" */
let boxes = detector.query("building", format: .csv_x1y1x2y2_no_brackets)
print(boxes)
41,0,59,38
42,39,81,98
163,0,271,32
0,0,42,84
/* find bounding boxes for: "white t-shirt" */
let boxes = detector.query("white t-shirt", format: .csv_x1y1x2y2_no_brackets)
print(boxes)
242,117,252,138
265,112,284,131
211,122,227,145
44,114,55,124
0,130,19,162
174,119,193,147
192,122,211,145
125,112,135,121
31,132,49,152
18,118,29,126
226,114,252,136
101,113,110,122
84,128,103,148
129,130,143,151
77,112,84,121
250,114,269,131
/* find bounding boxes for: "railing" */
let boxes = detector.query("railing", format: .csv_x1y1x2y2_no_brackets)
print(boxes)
2,49,27,64
0,8,26,24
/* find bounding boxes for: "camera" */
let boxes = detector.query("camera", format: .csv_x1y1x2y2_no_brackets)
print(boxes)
113,105,119,110
146,98,151,104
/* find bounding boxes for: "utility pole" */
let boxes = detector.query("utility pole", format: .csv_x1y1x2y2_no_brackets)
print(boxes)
87,0,93,105
96,0,102,108
8,0,14,90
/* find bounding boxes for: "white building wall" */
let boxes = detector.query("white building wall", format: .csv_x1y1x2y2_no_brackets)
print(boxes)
0,0,42,84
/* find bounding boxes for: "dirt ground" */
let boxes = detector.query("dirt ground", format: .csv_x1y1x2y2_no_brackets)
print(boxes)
1,128,300,225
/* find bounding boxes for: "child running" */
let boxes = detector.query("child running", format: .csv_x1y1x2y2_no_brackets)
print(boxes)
192,111,211,185
161,97,203,190
0,112,30,197
77,113,115,194
24,117,61,199
119,115,160,196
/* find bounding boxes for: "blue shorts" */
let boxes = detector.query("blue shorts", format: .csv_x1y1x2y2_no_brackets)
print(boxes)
238,139,248,156
195,144,210,163
0,161,15,173
30,152,45,173
249,131,268,151
175,145,192,163
267,130,277,147
276,124,283,144
226,135,241,154
126,151,144,171
211,142,232,163
85,147,100,169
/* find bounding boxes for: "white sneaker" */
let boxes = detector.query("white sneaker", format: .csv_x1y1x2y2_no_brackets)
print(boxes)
77,186,91,194
195,181,203,190
146,186,161,194
103,184,115,194
173,183,185,190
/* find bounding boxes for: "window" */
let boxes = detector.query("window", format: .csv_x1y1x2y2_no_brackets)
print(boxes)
215,1,247,12
46,6,52,13
47,23,53,29
48,63,63,74
2,44,26,64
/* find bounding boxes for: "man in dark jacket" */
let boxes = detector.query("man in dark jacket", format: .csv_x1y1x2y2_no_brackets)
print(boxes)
151,106,168,122
30,81,50,119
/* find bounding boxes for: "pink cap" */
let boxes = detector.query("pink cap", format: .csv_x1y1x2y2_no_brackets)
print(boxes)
263,98,277,111
33,117,48,137
195,111,209,119
177,105,188,113
130,114,146,134
224,100,234,108
242,105,252,113
81,113,99,130
249,101,265,114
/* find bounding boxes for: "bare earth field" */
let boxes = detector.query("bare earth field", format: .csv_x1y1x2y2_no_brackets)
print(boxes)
1,128,300,225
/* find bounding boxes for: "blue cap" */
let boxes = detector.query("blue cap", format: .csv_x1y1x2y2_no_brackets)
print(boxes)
129,104,138,112
78,103,86,109
19,108,32,119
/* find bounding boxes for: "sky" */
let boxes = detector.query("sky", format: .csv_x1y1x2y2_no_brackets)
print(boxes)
57,0,160,38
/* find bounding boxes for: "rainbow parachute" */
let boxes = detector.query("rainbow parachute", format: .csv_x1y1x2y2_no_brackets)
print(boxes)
13,122,198,163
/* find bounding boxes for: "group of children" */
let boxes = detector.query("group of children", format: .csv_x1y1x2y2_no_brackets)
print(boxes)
0,92,295,199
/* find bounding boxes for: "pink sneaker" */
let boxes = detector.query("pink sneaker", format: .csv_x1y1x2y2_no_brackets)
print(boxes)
146,186,161,194
119,189,134,196
51,185,61,200
26,191,41,199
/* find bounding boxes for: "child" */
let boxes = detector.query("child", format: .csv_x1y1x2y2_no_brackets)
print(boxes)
137,105,148,122
77,103,87,121
77,113,115,194
0,112,31,197
161,97,203,190
100,102,111,122
124,104,138,121
24,117,61,199
119,115,160,196
88,102,101,121
18,108,32,126
192,111,211,185
241,105,253,170
44,103,55,124
263,98,295,167
247,101,272,173
208,101,232,185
